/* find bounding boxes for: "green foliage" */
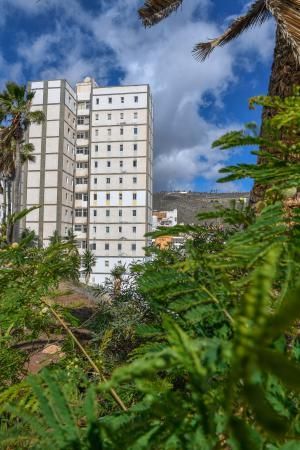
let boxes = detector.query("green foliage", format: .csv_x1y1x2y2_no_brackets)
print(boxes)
0,370,102,450
81,249,96,284
0,212,80,390
1,91,300,449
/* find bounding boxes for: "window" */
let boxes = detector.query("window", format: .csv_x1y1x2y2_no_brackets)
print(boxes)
76,177,88,184
119,177,123,184
107,144,111,151
118,243,122,251
94,193,97,200
83,193,88,202
106,178,110,184
78,101,90,110
90,243,96,250
95,129,99,136
134,127,138,135
75,224,81,232
108,97,112,104
133,226,136,233
107,128,111,136
120,128,124,135
133,210,137,217
120,144,123,151
76,162,88,168
133,193,137,200
133,177,137,184
75,208,87,217
106,210,110,217
94,178,97,184
67,144,70,152
133,160,137,167
105,260,109,267
134,96,138,103
66,176,69,184
119,226,122,233
95,145,98,152
134,112,138,119
93,226,96,233
107,161,111,168
106,226,110,233
83,225,87,233
77,131,89,139
96,113,99,120
65,209,68,216
119,193,123,200
76,193,82,200
120,112,124,119
119,210,123,217
132,243,137,251
96,98,99,105
78,116,89,125
121,96,124,103
76,147,89,155
105,243,109,250
93,210,97,217
108,113,111,120
94,161,98,168
120,160,123,168
106,193,110,200
65,192,68,200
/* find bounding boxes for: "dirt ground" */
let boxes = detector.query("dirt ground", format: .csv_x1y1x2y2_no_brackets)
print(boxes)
24,281,97,374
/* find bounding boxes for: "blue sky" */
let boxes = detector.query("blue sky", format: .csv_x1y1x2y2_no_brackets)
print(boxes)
0,0,275,192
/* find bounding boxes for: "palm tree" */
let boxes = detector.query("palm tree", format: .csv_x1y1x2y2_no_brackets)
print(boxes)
138,0,300,202
20,227,41,248
111,264,127,298
81,249,96,284
0,82,44,241
49,230,62,245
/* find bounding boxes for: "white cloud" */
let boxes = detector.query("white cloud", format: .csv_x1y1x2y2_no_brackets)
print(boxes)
0,52,24,89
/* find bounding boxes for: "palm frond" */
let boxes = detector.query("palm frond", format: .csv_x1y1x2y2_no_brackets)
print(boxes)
193,0,271,61
267,0,300,65
139,0,183,27
21,143,35,163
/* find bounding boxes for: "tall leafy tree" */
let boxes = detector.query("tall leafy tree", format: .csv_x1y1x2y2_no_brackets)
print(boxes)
138,0,300,202
0,82,44,241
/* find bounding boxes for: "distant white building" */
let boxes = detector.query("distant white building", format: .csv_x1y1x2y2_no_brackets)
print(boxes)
23,77,153,284
152,208,177,229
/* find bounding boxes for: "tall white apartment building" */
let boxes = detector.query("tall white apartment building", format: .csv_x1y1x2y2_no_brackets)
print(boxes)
24,80,77,245
23,77,153,284
75,77,153,284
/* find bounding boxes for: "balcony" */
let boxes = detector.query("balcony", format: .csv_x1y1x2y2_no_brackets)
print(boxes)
75,200,88,208
76,168,89,177
76,153,89,162
75,184,88,193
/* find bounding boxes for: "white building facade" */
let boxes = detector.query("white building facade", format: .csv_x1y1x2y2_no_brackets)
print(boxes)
24,80,77,246
24,77,153,284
